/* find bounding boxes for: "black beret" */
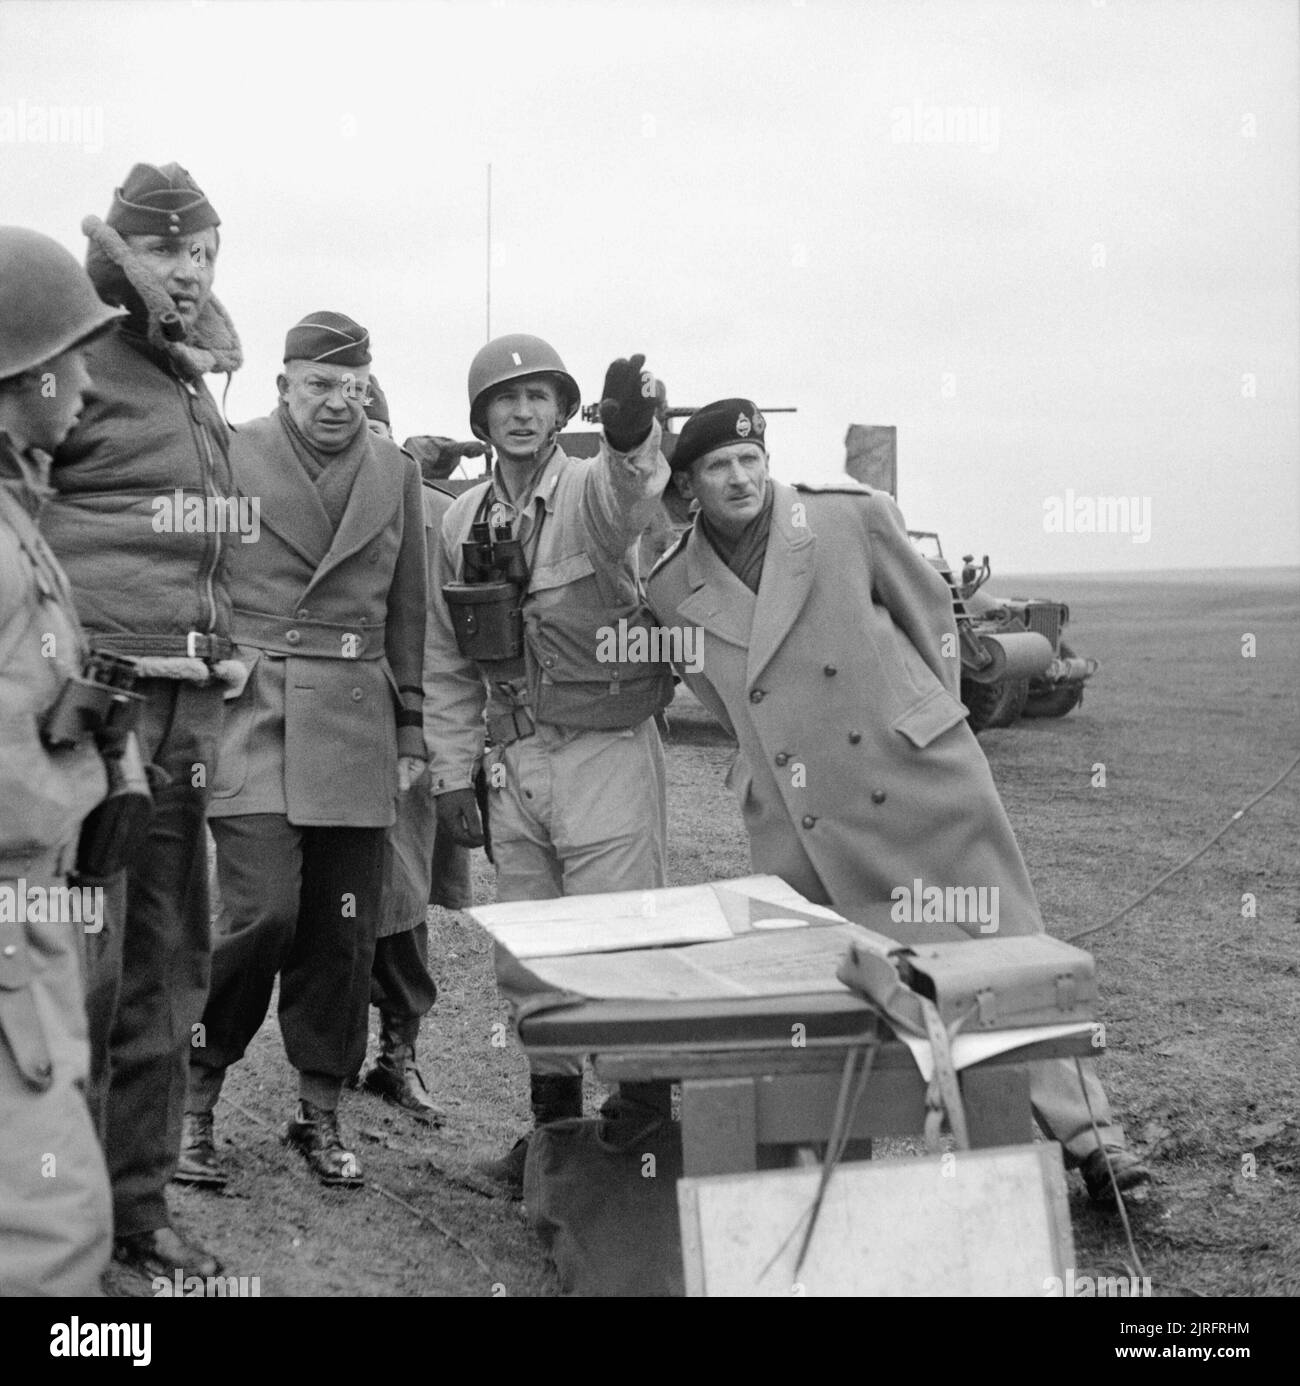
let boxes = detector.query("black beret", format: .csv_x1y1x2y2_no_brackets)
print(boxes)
670,398,767,473
106,162,220,237
283,310,371,367
364,373,390,425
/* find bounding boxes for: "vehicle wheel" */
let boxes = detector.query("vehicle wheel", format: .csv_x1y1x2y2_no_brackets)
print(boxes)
1022,642,1086,718
962,677,1028,733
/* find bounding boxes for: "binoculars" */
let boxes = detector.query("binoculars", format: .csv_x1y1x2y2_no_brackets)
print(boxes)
444,521,529,663
39,652,154,880
40,651,144,752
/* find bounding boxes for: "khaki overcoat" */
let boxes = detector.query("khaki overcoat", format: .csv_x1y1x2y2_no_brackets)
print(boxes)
647,479,1044,942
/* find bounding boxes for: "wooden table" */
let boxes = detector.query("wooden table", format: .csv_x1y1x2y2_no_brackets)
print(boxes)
518,992,1097,1177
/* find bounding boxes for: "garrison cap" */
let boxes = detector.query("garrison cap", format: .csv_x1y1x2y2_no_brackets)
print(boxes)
283,310,372,367
363,373,390,425
105,162,220,237
670,398,766,473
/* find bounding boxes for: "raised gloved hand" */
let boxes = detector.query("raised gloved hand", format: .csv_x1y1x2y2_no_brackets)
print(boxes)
435,786,485,848
598,353,657,452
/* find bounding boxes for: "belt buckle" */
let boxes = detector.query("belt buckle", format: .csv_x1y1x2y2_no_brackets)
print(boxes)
186,631,204,659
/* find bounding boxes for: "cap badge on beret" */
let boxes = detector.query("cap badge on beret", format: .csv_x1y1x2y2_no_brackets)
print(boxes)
669,396,769,472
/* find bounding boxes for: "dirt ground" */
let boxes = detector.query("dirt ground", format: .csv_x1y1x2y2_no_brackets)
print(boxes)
105,567,1300,1298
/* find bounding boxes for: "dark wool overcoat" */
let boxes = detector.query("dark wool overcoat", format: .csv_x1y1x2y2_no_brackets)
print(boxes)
210,412,427,828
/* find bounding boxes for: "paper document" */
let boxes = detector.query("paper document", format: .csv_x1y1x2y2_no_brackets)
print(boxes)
469,875,848,960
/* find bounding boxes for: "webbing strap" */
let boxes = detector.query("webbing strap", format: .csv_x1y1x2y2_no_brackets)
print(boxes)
920,997,970,1152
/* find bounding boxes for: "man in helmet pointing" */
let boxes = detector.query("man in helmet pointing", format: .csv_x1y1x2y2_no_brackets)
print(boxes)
426,335,674,1192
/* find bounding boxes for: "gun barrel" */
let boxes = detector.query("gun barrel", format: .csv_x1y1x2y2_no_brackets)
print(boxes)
662,406,797,419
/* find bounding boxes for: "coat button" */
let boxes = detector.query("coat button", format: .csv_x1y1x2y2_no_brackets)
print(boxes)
848,732,862,744
544,656,555,668
351,688,363,702
774,752,789,767
286,629,301,645
824,665,837,676
1,944,15,958
802,815,817,829
749,689,765,704
369,551,380,563
871,789,887,804
296,608,309,619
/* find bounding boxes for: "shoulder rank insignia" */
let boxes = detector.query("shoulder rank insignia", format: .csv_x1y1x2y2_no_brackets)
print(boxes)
792,477,873,494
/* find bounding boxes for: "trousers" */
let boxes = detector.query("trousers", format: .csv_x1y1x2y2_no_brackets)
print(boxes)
489,718,667,1077
84,679,223,1237
370,922,437,1028
187,815,385,1107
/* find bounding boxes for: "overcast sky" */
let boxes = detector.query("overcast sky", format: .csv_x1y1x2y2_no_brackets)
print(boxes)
2,0,1296,573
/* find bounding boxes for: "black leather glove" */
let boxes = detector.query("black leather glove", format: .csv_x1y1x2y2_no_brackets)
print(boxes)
435,786,485,848
598,353,657,452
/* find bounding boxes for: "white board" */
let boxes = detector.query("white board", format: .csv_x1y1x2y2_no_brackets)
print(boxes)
678,1144,1072,1297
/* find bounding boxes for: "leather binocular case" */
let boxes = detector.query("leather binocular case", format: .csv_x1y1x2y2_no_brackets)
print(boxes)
444,519,529,662
76,728,154,879
443,579,524,662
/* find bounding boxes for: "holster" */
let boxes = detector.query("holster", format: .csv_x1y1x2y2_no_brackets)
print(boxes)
75,730,154,879
473,761,493,865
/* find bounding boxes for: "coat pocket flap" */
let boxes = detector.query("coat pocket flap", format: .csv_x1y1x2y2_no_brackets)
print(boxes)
0,919,33,991
0,920,54,1092
891,687,968,749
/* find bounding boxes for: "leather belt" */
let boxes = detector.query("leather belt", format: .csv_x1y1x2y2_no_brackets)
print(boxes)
486,704,536,748
92,632,234,662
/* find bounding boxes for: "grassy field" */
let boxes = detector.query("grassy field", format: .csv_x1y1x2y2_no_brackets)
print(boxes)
123,567,1299,1298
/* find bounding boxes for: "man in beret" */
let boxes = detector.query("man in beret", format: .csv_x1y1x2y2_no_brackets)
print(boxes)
45,161,244,1281
646,400,1151,1208
180,313,428,1189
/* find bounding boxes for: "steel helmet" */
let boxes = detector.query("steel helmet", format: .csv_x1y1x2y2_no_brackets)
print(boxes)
0,226,123,380
467,333,580,441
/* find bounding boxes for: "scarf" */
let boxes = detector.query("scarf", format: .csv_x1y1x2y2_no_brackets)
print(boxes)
277,401,370,532
701,482,775,593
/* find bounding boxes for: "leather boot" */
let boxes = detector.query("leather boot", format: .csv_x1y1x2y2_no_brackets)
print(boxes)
473,1074,583,1197
282,1100,364,1188
174,1111,227,1188
361,1013,445,1125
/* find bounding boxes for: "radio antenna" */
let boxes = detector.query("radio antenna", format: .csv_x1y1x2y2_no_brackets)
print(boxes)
485,162,492,342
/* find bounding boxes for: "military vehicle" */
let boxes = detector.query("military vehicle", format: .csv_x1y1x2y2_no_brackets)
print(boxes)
909,531,1097,733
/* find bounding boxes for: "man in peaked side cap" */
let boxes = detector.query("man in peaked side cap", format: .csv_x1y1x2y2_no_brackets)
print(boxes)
179,312,428,1190
647,399,1151,1208
45,161,244,1283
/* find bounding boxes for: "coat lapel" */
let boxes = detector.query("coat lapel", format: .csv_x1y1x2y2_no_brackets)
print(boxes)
235,414,334,569
304,437,401,594
745,481,815,688
675,519,755,650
